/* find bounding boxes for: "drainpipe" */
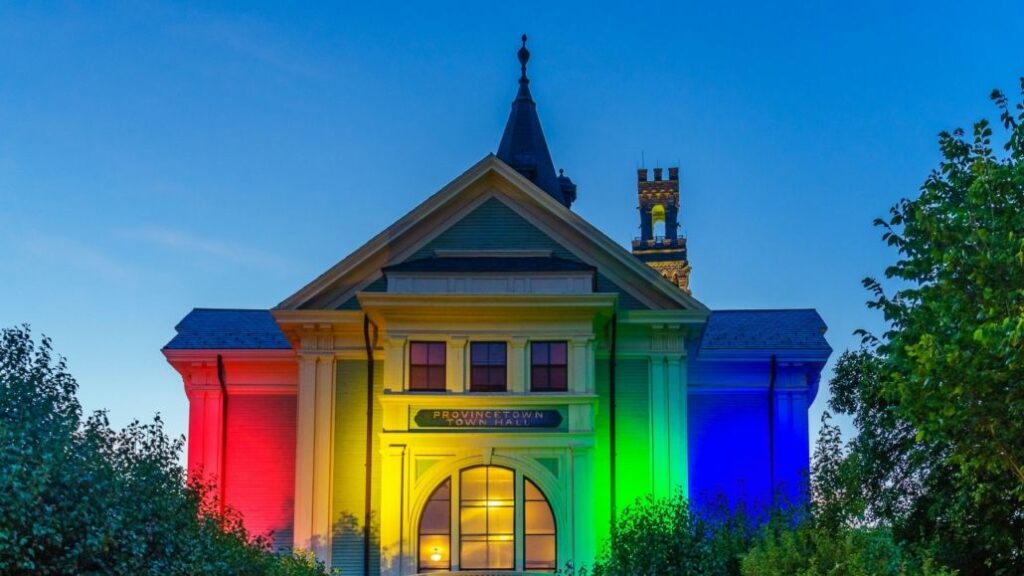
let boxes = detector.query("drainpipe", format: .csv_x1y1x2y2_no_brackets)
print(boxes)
608,313,618,523
216,354,228,513
362,315,375,575
768,354,777,505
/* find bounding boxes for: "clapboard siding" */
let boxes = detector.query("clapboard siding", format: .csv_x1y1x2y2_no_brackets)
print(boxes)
331,360,384,574
223,394,297,551
412,197,580,260
614,358,652,510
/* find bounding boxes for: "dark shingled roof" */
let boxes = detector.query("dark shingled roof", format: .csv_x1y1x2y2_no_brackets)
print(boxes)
700,309,831,352
163,308,291,350
383,256,595,274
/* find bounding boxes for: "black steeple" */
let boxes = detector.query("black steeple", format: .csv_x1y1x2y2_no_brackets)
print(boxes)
497,35,577,208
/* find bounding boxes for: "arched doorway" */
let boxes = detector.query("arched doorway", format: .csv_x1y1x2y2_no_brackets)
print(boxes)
417,465,557,573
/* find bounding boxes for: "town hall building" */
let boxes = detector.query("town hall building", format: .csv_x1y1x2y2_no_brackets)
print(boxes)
163,37,831,575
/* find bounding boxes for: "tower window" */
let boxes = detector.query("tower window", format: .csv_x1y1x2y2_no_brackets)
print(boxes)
530,342,568,392
410,342,446,391
651,204,666,239
470,342,507,392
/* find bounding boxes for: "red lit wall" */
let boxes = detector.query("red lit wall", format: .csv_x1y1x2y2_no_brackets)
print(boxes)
223,394,297,550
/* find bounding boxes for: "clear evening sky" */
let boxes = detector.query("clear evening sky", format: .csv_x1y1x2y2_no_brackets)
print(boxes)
2,2,1022,451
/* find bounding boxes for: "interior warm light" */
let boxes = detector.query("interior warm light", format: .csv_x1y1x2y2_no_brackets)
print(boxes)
430,548,443,563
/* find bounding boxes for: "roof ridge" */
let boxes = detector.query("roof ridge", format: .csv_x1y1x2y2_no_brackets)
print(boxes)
190,307,271,312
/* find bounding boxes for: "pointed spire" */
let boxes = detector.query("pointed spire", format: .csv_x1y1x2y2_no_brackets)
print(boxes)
497,35,576,208
518,34,530,84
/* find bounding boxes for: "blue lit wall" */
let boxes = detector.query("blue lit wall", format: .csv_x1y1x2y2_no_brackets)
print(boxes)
686,357,813,512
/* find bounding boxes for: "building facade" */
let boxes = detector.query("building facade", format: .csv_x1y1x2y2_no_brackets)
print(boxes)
163,38,831,575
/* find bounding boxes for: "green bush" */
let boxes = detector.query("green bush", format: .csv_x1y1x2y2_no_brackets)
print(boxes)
575,491,754,576
0,325,330,576
741,522,956,576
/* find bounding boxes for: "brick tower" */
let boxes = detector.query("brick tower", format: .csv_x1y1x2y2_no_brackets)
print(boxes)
631,166,691,292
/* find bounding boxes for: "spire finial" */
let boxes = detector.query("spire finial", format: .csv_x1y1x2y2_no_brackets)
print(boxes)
518,34,530,84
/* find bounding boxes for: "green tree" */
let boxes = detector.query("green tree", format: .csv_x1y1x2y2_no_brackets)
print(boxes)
740,410,955,576
0,325,329,575
857,79,1024,572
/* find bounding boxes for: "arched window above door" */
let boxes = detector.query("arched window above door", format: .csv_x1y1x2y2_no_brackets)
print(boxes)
416,465,558,573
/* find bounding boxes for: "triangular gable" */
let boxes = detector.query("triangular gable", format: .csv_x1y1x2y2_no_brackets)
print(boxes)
277,155,709,312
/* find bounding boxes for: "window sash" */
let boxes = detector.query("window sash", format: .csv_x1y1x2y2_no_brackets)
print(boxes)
530,342,568,392
410,342,446,391
470,342,507,392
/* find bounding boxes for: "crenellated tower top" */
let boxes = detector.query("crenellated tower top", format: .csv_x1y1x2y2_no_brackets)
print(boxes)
631,166,691,292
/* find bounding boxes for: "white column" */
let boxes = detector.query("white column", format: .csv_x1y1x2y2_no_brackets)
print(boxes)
447,337,466,393
294,353,335,566
293,355,317,551
666,356,687,494
570,338,590,393
312,356,336,564
509,337,527,393
650,355,670,497
384,335,406,393
379,444,406,576
571,446,596,568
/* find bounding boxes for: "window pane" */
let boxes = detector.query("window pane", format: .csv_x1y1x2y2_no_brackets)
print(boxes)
433,479,451,500
428,366,445,390
410,343,428,364
550,342,567,364
427,342,446,364
489,541,515,569
470,366,487,389
531,342,549,364
489,343,506,364
488,505,514,535
460,506,486,535
489,467,514,500
419,534,450,569
460,541,487,569
488,367,506,390
549,366,567,391
525,535,556,569
421,500,450,534
531,366,548,390
525,502,555,534
410,366,428,390
470,343,488,364
525,479,544,501
461,467,487,502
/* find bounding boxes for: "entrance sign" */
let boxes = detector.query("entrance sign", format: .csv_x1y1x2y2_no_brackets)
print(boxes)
412,407,566,432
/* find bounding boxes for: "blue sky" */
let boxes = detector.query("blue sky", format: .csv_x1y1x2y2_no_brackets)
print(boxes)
2,1,1022,450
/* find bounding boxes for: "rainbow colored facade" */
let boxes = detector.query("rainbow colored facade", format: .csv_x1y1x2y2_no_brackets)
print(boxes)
163,39,831,575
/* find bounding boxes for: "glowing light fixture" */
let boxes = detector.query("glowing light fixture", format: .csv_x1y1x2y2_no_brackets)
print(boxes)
430,548,443,563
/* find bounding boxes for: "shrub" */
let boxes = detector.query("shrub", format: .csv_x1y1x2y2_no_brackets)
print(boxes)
0,325,330,575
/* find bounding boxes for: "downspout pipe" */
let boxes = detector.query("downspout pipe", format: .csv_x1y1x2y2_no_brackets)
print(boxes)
216,354,228,513
362,315,375,575
768,354,777,504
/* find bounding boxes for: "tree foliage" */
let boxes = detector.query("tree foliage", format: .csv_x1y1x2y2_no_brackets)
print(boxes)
864,79,1024,499
0,325,329,575
852,79,1024,573
576,491,754,576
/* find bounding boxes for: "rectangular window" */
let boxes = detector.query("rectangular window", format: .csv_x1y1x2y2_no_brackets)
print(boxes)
530,341,568,392
470,342,507,392
410,342,446,391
